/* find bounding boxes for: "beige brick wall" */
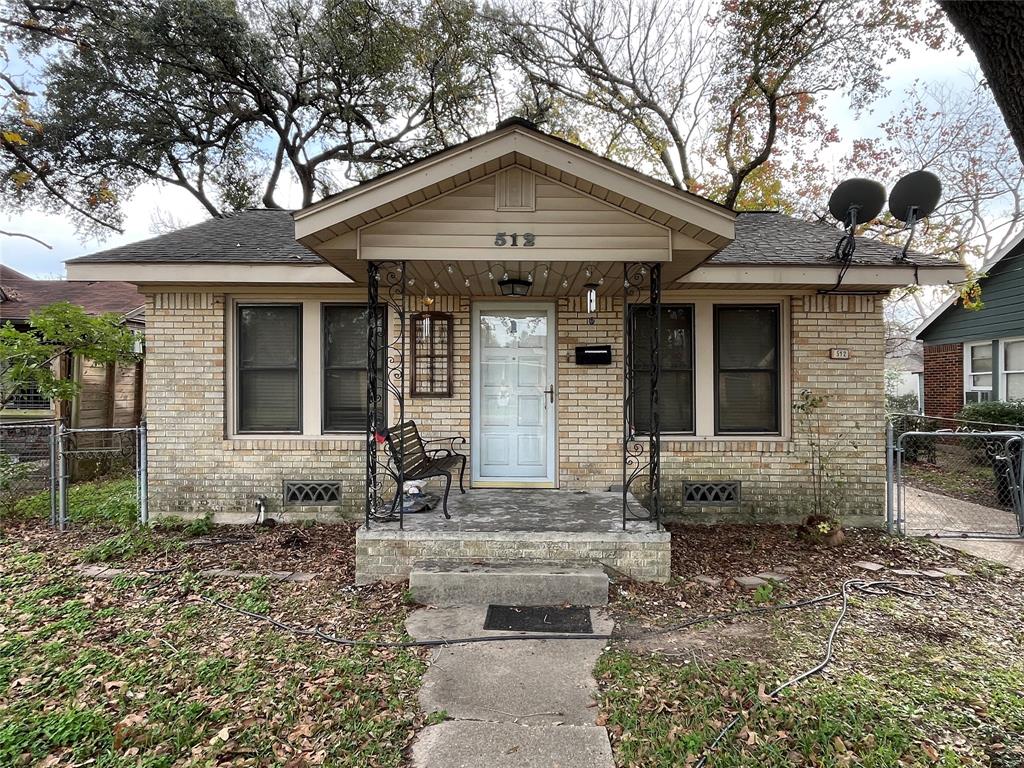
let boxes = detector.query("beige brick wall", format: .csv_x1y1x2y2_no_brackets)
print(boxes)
662,294,886,520
145,292,363,522
145,291,885,523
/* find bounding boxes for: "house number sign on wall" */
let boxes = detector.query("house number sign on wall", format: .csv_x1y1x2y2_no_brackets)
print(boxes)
494,232,536,247
829,348,850,360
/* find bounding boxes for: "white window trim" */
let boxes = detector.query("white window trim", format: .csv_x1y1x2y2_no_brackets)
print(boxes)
1000,337,1024,402
226,296,366,439
666,296,790,441
963,340,994,403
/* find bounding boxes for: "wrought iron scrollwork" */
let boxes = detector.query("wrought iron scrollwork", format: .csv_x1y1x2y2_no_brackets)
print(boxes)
365,261,407,527
622,262,662,528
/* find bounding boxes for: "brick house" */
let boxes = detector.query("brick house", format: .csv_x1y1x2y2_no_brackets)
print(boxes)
0,264,145,428
915,230,1024,419
66,120,961,582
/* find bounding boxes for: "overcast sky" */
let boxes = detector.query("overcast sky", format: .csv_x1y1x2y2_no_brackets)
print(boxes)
0,35,984,280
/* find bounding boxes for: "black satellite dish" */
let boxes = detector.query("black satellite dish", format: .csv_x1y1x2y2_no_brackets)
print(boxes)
889,170,942,260
888,169,942,222
828,178,886,229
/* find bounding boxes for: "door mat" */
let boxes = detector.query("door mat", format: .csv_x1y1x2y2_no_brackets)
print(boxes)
483,605,594,633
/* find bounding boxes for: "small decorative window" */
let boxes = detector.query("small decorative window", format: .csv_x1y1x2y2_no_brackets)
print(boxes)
411,312,454,397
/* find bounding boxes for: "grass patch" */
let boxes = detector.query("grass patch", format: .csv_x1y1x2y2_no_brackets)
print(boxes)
10,477,138,528
0,534,426,767
77,527,177,564
599,607,1024,767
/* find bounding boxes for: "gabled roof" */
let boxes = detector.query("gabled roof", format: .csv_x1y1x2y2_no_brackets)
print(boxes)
293,118,737,257
913,228,1024,340
0,271,145,323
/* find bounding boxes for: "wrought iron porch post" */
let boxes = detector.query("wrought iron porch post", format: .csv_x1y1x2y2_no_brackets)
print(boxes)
365,262,380,530
365,261,407,529
648,263,662,529
621,262,662,530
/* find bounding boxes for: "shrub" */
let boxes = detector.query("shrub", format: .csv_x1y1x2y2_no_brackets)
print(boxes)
885,392,919,414
955,401,1024,430
0,454,31,517
888,412,938,463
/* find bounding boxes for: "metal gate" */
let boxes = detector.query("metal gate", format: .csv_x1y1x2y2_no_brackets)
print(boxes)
56,424,148,530
889,425,1024,538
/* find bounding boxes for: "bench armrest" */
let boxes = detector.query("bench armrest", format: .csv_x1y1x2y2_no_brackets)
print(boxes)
423,435,467,455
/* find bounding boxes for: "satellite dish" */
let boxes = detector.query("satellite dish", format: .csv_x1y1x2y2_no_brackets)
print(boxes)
828,178,886,229
889,170,941,222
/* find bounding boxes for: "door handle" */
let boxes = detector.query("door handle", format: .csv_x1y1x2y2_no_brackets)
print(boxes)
544,385,555,403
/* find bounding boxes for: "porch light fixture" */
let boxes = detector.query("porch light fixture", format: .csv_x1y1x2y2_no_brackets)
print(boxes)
498,276,532,296
584,283,599,325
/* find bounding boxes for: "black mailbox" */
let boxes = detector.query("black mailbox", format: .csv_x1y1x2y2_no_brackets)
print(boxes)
574,344,612,365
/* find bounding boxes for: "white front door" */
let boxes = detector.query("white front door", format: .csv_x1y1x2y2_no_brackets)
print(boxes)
471,303,556,485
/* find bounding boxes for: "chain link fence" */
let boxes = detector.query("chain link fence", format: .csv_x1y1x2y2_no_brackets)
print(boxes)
0,419,58,524
1,420,147,529
888,413,1024,538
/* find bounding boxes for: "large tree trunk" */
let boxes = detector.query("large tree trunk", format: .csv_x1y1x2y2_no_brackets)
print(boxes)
940,1,1024,162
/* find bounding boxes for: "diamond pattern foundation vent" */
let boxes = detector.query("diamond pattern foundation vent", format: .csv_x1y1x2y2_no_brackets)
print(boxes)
283,480,342,506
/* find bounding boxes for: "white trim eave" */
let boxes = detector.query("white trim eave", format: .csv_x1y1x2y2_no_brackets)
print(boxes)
679,263,965,288
913,228,1024,339
294,127,735,242
64,262,353,285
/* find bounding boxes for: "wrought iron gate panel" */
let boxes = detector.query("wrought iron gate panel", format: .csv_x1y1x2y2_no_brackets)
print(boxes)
365,261,407,528
622,262,662,529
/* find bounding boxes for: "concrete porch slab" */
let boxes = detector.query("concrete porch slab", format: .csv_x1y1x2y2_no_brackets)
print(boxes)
370,487,660,533
357,488,671,584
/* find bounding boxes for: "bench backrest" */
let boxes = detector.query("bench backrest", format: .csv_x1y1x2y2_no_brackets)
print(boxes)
387,420,429,475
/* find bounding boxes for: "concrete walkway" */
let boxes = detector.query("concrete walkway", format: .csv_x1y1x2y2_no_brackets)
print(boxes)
406,606,615,768
934,538,1024,571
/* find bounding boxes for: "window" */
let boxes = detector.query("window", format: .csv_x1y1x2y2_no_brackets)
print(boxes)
715,305,780,434
322,305,384,432
237,304,302,432
411,312,454,397
631,305,694,433
965,341,993,403
1003,339,1024,401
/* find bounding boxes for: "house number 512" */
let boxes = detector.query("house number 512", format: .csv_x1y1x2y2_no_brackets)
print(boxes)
494,232,535,247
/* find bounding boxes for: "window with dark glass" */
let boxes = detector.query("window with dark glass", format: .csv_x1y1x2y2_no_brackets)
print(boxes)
237,304,301,432
631,305,694,433
322,305,385,432
715,305,780,434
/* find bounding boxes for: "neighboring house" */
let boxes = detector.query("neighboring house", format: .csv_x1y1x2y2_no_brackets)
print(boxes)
65,120,961,580
0,264,146,427
885,342,924,407
914,230,1024,419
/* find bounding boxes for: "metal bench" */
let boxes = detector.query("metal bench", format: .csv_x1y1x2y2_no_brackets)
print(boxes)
386,420,467,519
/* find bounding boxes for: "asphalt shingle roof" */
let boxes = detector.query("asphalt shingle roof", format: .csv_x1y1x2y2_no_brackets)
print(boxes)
0,274,144,323
69,209,318,264
67,207,949,270
717,211,950,268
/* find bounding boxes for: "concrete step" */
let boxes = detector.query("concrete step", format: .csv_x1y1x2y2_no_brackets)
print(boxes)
412,721,614,768
409,560,609,607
